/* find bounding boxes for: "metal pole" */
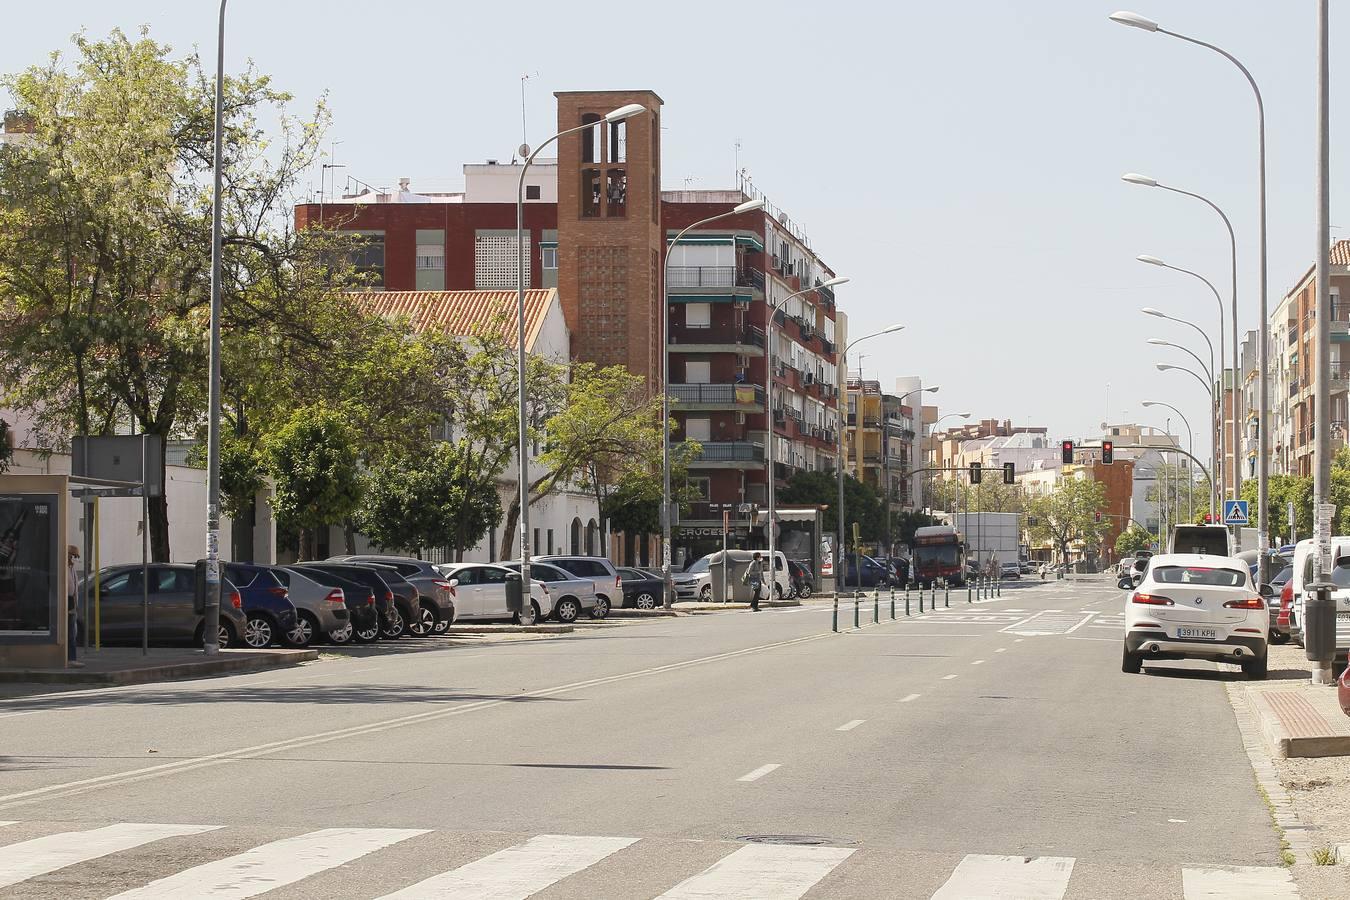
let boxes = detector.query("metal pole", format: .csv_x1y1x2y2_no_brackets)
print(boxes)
141,434,149,657
93,497,101,650
1314,0,1332,580
203,0,228,655
515,151,534,621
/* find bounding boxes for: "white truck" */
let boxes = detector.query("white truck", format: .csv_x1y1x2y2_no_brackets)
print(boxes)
953,512,1022,576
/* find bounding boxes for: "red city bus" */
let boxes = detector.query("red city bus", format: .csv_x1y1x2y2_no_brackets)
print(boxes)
912,525,966,588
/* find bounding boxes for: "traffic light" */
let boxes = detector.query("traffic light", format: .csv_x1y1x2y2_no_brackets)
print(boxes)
1204,513,1213,524
970,462,982,484
1061,440,1075,464
1003,462,1015,484
1102,441,1114,464
1094,511,1102,523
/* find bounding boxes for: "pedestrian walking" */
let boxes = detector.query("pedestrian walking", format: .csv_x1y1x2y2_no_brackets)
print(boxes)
743,552,764,612
67,544,84,667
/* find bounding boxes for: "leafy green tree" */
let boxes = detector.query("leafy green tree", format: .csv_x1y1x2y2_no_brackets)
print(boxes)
0,418,11,474
1027,478,1108,564
779,470,886,547
265,404,362,560
1240,473,1313,544
1115,525,1154,557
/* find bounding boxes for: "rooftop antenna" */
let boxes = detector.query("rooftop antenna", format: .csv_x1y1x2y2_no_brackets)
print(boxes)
517,71,539,161
734,138,742,189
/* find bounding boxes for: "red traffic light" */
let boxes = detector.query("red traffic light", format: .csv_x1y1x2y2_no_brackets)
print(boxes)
1061,440,1074,464
1102,441,1114,465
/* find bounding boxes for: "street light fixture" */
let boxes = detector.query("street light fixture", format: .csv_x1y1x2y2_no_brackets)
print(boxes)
765,274,849,600
1112,9,1270,574
1142,399,1204,519
1146,338,1212,384
515,102,647,619
659,196,767,607
835,325,904,590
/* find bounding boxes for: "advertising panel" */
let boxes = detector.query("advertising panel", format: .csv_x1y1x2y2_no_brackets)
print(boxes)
0,493,59,640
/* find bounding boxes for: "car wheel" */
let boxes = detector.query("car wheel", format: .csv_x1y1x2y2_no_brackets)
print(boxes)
244,615,274,649
554,598,580,623
514,601,540,626
1242,654,1269,680
408,603,437,637
380,607,406,640
353,621,380,644
699,584,712,602
219,622,236,649
433,613,451,634
1269,629,1290,645
798,583,812,599
288,612,317,648
773,583,784,600
327,621,354,645
1121,645,1142,674
634,592,658,610
590,597,610,619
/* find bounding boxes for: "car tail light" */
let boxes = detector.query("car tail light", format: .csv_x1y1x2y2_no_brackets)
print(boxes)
1131,592,1174,606
365,592,375,606
229,590,242,609
1279,582,1293,627
616,574,622,590
1223,597,1265,610
268,586,288,599
385,590,394,604
325,589,345,605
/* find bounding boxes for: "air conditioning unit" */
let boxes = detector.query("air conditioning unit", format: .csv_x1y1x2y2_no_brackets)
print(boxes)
735,412,747,425
805,372,815,385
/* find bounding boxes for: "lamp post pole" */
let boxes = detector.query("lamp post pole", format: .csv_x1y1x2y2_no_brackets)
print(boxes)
204,0,229,655
658,198,766,608
1143,401,1197,521
891,386,939,550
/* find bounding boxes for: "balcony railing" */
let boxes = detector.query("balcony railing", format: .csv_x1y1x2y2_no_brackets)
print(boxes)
670,383,764,406
668,324,766,349
692,441,765,463
667,266,764,289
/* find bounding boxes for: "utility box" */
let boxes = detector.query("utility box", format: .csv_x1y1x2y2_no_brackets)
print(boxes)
504,571,523,614
1304,582,1337,663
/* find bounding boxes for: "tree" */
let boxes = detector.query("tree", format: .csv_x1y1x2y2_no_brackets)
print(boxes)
925,477,1023,515
265,404,362,560
0,418,10,474
0,29,333,559
1146,462,1209,529
355,444,499,560
1027,478,1108,564
1240,473,1313,544
1115,525,1154,557
778,470,886,546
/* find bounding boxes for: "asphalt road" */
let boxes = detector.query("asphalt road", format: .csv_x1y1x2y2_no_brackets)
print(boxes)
0,577,1296,899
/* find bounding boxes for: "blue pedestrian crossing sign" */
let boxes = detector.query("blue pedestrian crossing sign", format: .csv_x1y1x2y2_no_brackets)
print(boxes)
1223,499,1249,526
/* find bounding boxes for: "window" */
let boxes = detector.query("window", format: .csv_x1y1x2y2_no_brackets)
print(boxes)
547,529,554,554
686,360,711,384
609,119,627,163
541,245,558,269
686,417,711,441
480,567,507,585
581,169,601,218
534,528,541,556
686,302,711,328
526,184,542,200
475,232,530,290
606,169,627,217
689,477,711,499
415,229,444,290
350,231,386,288
449,567,478,586
581,113,602,164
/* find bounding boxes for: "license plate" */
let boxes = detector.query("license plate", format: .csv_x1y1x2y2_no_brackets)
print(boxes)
1176,627,1218,640
1339,612,1350,623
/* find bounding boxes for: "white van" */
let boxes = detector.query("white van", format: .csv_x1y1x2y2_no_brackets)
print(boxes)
1168,524,1231,557
1288,537,1350,653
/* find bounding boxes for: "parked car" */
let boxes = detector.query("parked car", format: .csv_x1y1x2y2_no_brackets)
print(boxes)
291,563,406,642
787,559,814,599
501,561,601,621
435,562,549,623
1267,564,1293,644
672,555,714,601
327,555,457,635
999,562,1021,580
840,555,893,589
1120,553,1268,679
1168,524,1231,557
267,566,351,647
281,565,377,644
616,567,664,609
535,556,623,609
357,563,422,640
223,562,299,649
1019,561,1034,575
77,564,246,648
1288,537,1350,654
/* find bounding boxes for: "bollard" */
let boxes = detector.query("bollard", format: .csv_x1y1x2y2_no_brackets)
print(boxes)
832,592,839,633
945,581,950,608
891,588,896,620
873,590,879,624
905,587,911,617
854,591,860,629
919,584,925,613
997,578,1002,597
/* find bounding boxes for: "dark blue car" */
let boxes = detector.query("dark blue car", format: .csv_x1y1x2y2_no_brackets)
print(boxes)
224,562,299,648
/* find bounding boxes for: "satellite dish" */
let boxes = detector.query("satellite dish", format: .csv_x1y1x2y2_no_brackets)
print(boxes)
518,143,530,158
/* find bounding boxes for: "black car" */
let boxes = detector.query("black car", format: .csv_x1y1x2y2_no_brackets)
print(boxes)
293,563,408,641
786,559,814,599
281,565,378,644
616,567,664,609
840,555,894,589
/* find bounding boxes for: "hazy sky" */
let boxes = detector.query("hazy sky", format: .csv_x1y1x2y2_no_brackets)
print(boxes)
6,2,1347,459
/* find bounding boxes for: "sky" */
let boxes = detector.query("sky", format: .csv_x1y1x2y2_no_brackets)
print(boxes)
6,1,1348,462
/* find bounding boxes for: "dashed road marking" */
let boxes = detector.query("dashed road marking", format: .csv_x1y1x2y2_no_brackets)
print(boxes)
971,660,985,665
836,720,865,732
737,764,781,783
942,674,959,681
899,694,921,703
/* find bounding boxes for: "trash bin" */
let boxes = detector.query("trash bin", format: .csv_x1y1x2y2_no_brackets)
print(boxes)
1305,581,1337,664
504,571,523,614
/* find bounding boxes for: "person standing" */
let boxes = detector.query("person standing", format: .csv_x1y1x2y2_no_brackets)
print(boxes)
67,545,84,668
744,552,764,612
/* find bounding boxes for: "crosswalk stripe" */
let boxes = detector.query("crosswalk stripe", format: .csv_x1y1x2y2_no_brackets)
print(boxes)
107,827,426,899
929,854,1075,899
656,844,855,900
0,823,218,889
378,834,637,899
1181,865,1300,899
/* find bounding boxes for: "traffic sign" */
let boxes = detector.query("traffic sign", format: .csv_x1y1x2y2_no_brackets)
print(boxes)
1223,499,1249,526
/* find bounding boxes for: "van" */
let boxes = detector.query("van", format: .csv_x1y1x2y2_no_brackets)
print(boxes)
1168,525,1230,557
1288,537,1350,654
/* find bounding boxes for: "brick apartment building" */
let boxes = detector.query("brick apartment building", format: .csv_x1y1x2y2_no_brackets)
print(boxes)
293,89,846,567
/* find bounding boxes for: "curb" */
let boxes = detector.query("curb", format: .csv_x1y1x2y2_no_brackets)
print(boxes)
442,624,574,635
1246,688,1350,759
606,609,680,618
1337,843,1350,864
1225,682,1317,860
0,648,319,686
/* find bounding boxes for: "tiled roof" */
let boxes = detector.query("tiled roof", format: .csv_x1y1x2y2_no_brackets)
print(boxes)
1332,240,1350,266
354,289,556,351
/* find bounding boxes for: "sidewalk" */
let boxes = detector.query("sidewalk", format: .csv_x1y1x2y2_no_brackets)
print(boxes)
0,646,318,688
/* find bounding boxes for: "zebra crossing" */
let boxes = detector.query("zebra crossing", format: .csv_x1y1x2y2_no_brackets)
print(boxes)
0,820,1303,899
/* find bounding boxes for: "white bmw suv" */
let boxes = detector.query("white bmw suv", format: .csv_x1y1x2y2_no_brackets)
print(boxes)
1121,553,1269,679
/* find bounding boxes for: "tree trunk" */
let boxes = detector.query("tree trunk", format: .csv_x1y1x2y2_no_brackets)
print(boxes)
499,498,520,561
343,519,357,554
300,528,314,562
149,493,170,563
232,500,255,562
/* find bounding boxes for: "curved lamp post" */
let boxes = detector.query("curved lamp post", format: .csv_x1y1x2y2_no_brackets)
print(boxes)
1142,304,1222,494
1143,399,1203,520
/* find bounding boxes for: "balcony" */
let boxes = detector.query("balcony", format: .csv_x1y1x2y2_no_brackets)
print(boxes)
670,383,764,411
668,323,766,356
688,441,765,469
667,266,764,304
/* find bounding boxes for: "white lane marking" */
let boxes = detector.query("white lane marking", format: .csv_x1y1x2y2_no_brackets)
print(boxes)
1014,638,1025,643
971,660,986,665
0,711,43,721
1068,637,1121,642
737,763,782,782
930,854,1075,899
995,648,1007,653
1168,819,1188,823
0,823,219,889
109,827,426,899
836,720,865,731
846,633,985,637
1065,613,1096,634
1181,865,1299,899
942,674,959,680
899,693,921,703
379,834,636,900
657,844,855,900
0,626,844,811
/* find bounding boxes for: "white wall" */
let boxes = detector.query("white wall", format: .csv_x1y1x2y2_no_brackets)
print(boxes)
464,162,558,203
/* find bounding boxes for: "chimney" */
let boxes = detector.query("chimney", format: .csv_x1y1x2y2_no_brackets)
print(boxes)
398,177,411,192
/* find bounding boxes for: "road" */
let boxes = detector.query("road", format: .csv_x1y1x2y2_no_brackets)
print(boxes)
0,577,1294,898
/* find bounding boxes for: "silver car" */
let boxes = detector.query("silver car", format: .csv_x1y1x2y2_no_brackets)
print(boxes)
271,566,352,645
502,561,600,622
328,555,458,635
535,556,621,613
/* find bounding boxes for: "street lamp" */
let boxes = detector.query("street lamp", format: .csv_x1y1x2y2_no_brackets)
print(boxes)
766,275,849,600
836,325,904,590
1126,180,1239,508
885,385,938,552
1156,362,1213,402
1143,400,1202,520
1141,304,1221,489
1112,9,1270,574
516,102,646,620
1146,338,1211,385
927,411,971,516
659,196,767,607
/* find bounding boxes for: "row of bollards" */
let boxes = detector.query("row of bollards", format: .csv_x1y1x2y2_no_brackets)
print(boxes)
831,571,1007,635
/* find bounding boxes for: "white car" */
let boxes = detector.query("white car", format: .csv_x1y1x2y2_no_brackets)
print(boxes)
435,563,553,623
1121,553,1268,679
1288,537,1350,653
